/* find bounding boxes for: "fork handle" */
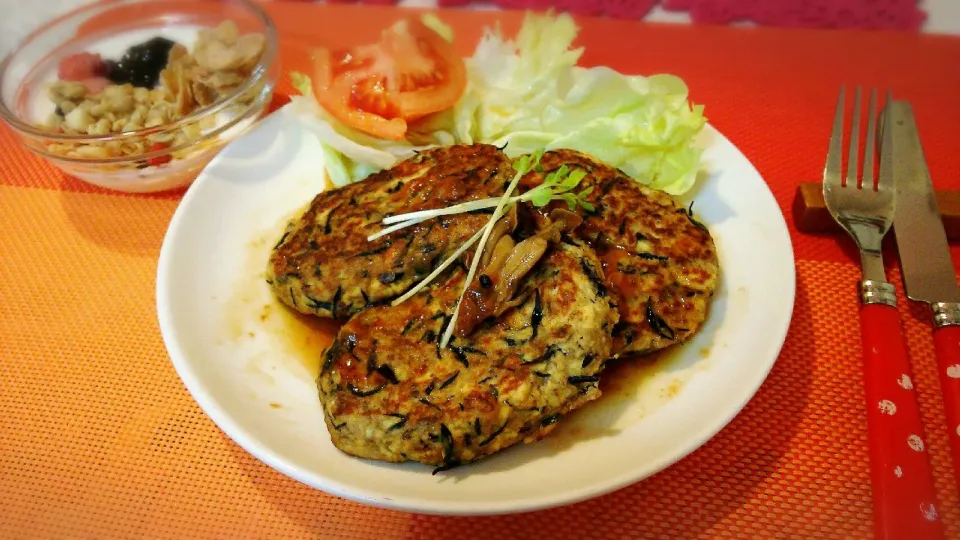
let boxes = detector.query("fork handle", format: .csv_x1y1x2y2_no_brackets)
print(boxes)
931,321,960,494
860,298,943,539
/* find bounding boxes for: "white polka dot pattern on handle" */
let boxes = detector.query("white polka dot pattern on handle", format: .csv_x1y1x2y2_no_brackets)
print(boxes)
907,435,925,452
898,374,914,389
921,503,939,522
878,400,897,415
894,466,903,478
947,364,960,378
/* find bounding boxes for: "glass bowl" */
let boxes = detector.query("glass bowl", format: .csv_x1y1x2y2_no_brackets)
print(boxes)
0,0,279,193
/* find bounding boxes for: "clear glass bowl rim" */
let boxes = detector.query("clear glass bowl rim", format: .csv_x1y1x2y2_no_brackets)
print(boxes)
0,0,279,156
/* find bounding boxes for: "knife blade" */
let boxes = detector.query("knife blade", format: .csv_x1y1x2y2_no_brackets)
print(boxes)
889,99,960,499
889,101,960,304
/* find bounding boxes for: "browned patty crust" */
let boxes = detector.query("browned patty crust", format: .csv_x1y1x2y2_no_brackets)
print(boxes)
316,240,618,470
520,149,719,356
267,144,514,320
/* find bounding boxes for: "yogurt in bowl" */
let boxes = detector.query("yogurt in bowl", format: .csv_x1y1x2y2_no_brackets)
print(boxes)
0,0,279,194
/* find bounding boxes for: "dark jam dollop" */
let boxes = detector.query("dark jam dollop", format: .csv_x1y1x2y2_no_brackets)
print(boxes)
106,36,178,89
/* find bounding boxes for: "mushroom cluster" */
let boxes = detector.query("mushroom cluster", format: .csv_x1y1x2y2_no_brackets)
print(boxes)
455,207,583,337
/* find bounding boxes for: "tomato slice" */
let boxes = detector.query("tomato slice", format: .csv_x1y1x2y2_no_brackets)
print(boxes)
310,17,467,141
312,48,408,140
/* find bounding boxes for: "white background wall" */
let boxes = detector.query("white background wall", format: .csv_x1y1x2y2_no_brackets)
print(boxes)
923,0,960,33
1,0,959,59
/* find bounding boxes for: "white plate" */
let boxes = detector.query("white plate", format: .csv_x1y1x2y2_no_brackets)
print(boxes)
156,104,796,515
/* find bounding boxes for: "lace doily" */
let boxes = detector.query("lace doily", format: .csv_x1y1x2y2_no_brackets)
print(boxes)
319,0,926,30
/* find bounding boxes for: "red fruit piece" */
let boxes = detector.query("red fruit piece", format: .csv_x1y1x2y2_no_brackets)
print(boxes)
58,52,107,81
81,77,112,95
147,143,172,166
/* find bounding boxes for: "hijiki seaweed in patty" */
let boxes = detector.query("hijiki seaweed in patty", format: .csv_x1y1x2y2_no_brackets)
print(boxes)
267,144,513,320
266,144,719,471
519,150,719,357
318,238,617,472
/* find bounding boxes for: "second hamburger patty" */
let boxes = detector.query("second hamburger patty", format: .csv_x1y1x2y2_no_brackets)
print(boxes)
317,239,618,470
267,144,513,320
521,150,720,357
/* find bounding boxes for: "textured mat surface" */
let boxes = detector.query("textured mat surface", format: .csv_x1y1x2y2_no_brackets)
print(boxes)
2,3,960,538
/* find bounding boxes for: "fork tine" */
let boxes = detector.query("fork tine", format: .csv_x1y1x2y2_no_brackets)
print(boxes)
878,91,895,192
824,86,845,189
846,86,862,187
862,89,878,189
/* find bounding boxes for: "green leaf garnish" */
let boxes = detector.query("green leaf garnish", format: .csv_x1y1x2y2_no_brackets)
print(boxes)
519,162,591,211
290,72,312,96
367,150,598,345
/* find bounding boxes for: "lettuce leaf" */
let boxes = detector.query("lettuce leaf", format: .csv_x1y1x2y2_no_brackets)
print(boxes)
287,91,426,187
287,11,706,195
454,12,706,195
421,13,454,43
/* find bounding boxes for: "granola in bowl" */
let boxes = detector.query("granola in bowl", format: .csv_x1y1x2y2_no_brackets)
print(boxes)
0,0,278,193
42,20,267,165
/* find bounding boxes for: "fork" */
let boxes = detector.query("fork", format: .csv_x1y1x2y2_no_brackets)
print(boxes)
823,87,944,539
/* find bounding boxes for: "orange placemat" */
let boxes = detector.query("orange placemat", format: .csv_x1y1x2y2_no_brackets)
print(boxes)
2,3,960,538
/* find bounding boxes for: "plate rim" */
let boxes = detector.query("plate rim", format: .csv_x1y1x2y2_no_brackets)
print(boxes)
156,108,797,516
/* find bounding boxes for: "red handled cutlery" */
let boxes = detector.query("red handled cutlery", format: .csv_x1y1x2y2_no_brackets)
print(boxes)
888,100,960,495
822,87,943,539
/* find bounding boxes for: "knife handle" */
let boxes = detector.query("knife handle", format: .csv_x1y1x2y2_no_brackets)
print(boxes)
931,323,960,493
860,301,944,539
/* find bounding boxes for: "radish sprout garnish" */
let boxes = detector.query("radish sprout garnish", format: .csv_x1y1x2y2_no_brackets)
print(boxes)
368,150,594,348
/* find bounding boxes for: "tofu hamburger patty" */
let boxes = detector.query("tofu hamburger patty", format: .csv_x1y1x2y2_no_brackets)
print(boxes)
316,239,618,470
266,143,720,470
520,149,720,357
267,144,514,321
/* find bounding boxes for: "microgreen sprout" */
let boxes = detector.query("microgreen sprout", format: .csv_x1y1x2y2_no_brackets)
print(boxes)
367,216,430,242
389,227,484,306
521,164,594,212
367,149,595,348
368,155,594,242
439,150,544,349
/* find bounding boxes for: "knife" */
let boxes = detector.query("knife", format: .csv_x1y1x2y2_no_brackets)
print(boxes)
889,100,960,495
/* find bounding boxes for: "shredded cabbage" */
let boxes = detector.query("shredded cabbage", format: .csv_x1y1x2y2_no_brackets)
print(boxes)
289,11,707,195
287,93,425,187
421,13,454,43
